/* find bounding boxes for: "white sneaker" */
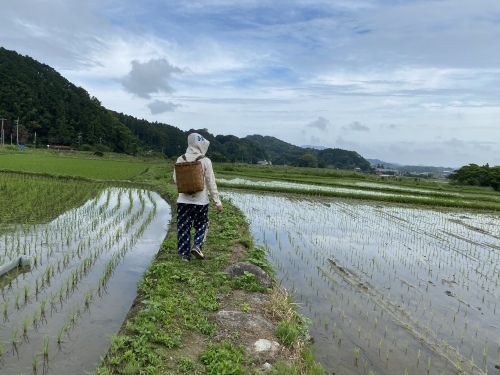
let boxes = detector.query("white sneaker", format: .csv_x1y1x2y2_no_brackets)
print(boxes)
191,246,204,259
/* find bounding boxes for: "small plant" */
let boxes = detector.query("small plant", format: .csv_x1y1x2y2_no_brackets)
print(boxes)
11,327,19,353
231,271,264,292
24,285,29,303
32,353,39,373
14,291,20,309
57,325,65,346
40,299,47,318
240,302,251,313
199,341,247,375
177,356,195,373
22,315,29,336
275,321,299,348
43,335,49,359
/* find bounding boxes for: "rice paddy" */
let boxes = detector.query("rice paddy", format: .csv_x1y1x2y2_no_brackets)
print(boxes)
0,187,170,374
217,177,500,210
224,191,500,374
0,153,153,180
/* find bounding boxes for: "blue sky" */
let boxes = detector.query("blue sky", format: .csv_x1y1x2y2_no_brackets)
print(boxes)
2,0,499,167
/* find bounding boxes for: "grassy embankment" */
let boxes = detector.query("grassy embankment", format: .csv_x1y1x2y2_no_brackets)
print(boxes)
0,148,324,374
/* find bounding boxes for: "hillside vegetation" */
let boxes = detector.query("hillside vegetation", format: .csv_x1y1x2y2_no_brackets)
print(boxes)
1,47,371,171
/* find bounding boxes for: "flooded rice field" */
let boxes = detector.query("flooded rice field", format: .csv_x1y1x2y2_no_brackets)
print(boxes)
224,191,500,374
0,188,170,374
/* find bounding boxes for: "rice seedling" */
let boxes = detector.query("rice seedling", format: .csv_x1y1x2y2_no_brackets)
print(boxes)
23,284,29,304
32,353,39,373
22,315,29,337
2,300,8,318
11,327,18,348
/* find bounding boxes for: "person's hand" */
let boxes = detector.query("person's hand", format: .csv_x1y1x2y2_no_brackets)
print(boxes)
216,203,223,211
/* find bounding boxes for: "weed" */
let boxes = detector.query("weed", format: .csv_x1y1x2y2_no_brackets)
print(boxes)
231,271,265,292
275,321,299,348
199,341,247,375
177,357,195,373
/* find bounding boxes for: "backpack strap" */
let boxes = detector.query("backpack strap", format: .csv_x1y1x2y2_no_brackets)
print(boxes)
181,154,204,162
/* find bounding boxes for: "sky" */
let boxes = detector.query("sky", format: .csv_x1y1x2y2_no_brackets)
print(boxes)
1,0,499,168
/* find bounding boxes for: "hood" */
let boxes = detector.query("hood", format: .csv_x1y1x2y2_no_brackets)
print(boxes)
185,133,210,156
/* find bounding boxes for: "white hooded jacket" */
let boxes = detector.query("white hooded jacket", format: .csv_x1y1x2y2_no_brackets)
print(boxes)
173,133,221,206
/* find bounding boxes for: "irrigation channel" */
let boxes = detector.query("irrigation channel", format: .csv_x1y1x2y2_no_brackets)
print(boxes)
0,188,170,374
223,191,500,375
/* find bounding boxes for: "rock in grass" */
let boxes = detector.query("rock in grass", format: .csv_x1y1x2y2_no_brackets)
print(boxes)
225,262,272,288
253,339,280,353
216,310,273,331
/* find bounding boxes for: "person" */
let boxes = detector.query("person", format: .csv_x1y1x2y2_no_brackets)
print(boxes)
173,133,223,261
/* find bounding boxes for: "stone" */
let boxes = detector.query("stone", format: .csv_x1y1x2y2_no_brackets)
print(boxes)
225,262,272,288
216,310,274,331
253,339,280,353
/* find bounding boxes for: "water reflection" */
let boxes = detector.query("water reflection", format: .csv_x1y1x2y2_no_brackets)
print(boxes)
0,188,170,374
225,191,499,374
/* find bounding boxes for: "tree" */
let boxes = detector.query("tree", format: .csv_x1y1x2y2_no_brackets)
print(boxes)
296,154,317,168
448,163,500,191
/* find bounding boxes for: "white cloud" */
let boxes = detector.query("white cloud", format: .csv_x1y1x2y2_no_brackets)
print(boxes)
343,121,370,132
118,59,183,99
307,117,329,132
147,100,182,114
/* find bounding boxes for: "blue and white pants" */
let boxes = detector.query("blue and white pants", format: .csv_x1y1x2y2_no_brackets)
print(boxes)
177,203,209,257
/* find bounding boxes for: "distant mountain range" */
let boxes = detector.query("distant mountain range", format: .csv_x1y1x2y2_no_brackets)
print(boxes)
366,159,455,173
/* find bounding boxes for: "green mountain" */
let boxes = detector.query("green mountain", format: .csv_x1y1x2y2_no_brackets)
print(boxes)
246,135,372,171
0,47,137,153
0,47,372,171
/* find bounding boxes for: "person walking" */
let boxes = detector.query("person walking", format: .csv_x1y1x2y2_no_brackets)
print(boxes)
173,133,223,261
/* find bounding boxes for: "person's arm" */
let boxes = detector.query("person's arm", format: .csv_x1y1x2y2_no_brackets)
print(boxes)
204,159,223,211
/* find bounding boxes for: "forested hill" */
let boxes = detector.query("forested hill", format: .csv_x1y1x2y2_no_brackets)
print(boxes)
246,135,373,171
0,47,137,153
0,47,372,170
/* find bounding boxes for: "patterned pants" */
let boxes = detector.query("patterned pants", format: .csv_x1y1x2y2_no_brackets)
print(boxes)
177,203,209,257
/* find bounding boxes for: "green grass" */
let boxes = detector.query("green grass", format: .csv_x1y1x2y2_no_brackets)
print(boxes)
0,153,154,180
0,172,104,224
200,341,248,375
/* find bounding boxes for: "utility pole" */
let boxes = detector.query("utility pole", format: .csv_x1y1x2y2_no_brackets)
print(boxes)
0,117,6,146
16,117,19,146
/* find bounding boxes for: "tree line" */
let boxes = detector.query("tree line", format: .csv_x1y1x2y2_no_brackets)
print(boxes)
448,164,500,191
